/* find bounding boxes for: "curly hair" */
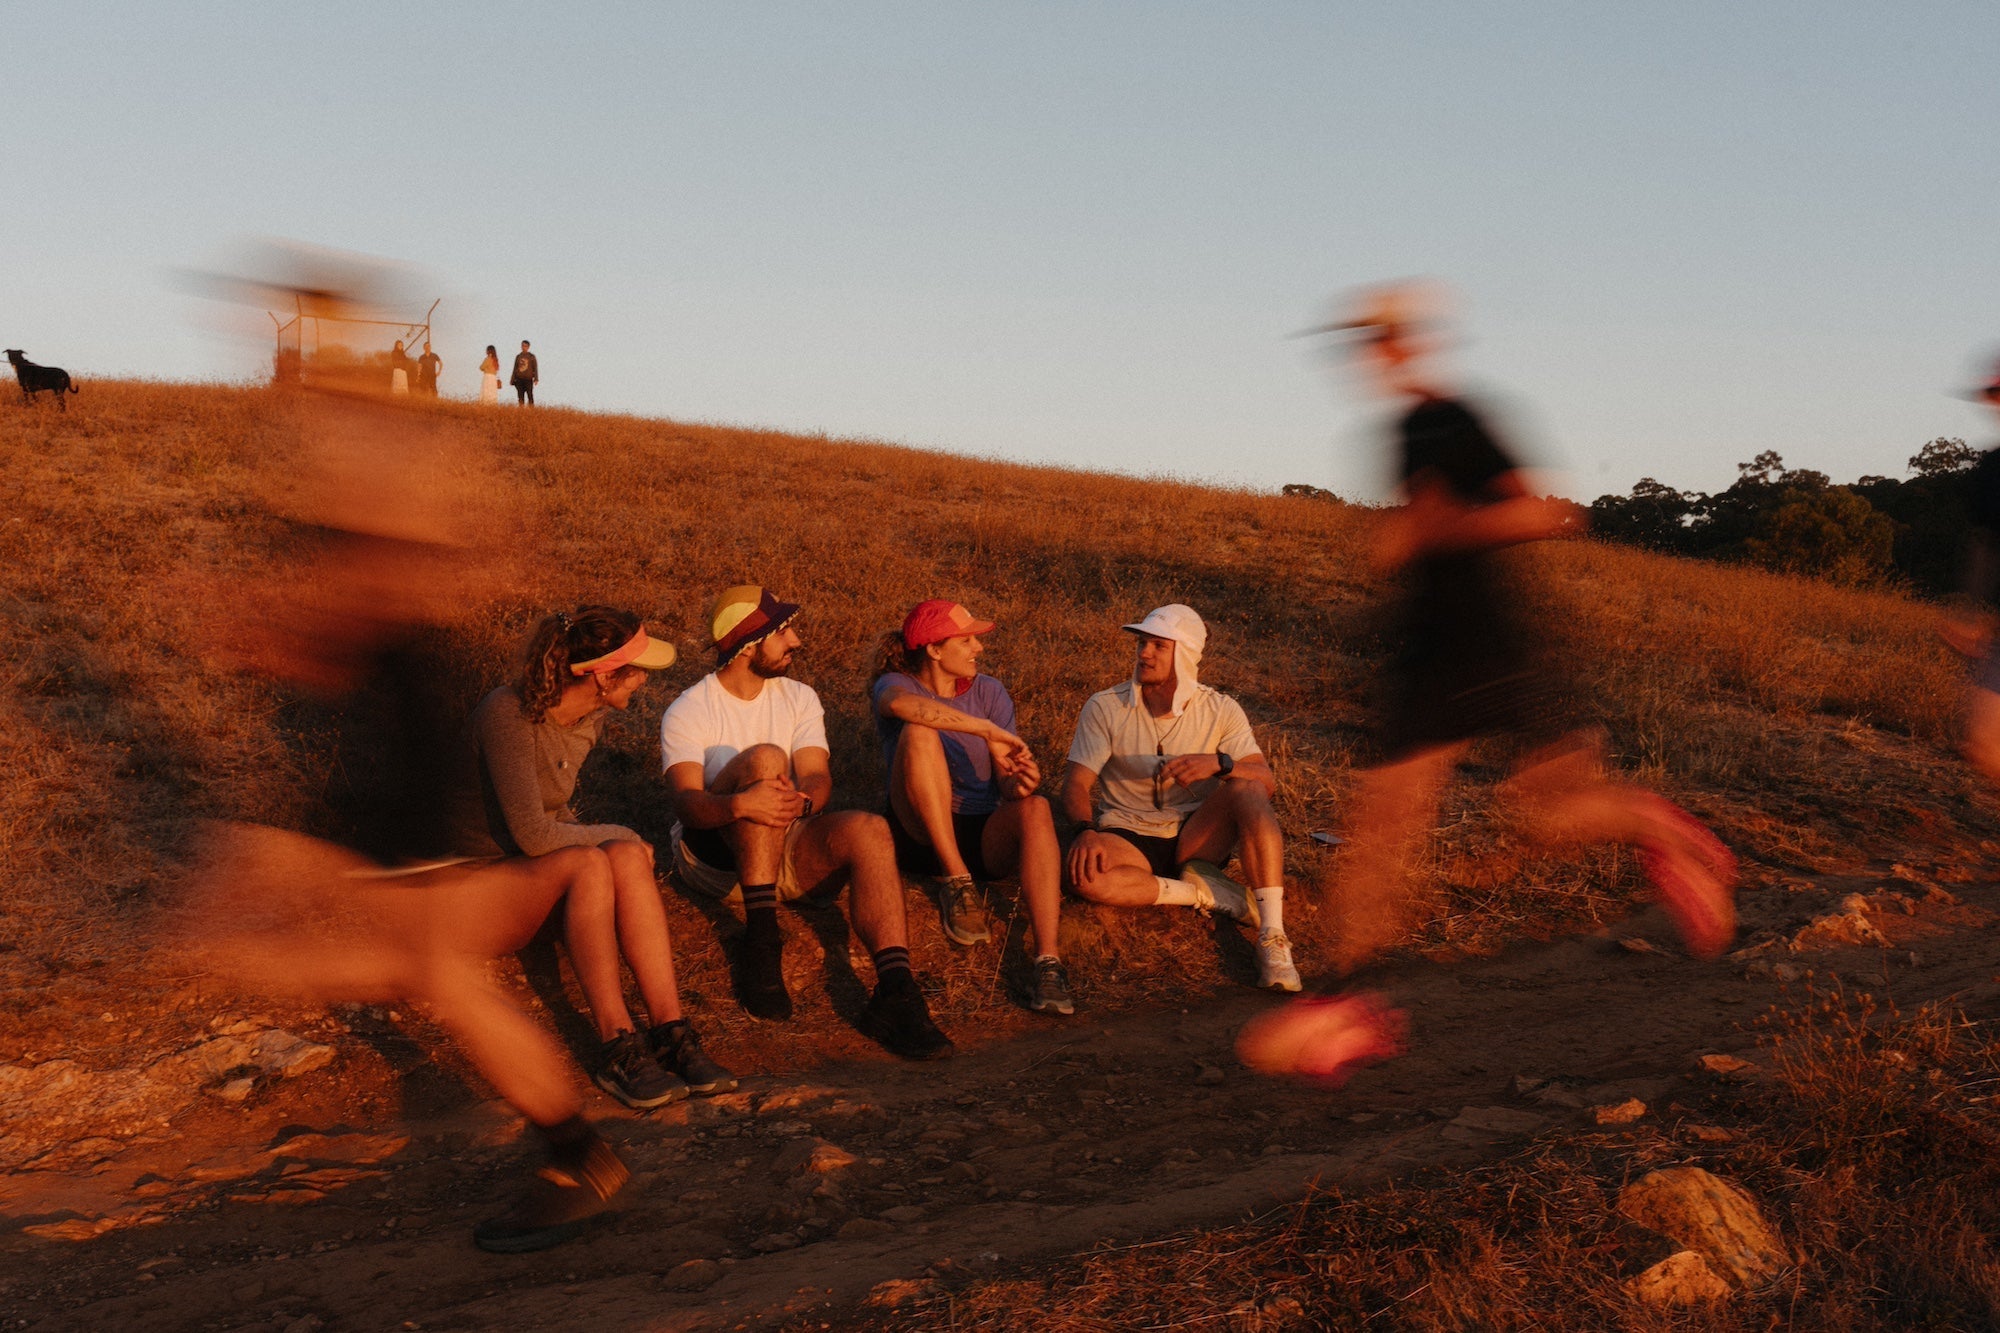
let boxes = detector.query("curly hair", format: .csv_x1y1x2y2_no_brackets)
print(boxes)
517,605,642,721
869,629,931,685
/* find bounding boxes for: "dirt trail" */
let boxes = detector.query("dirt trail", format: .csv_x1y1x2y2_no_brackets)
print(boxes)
8,865,2000,1332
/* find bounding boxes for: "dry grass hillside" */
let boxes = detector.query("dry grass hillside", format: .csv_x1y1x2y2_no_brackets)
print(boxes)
3,379,1993,1071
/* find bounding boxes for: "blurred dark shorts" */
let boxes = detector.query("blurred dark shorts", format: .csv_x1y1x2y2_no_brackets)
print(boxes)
1977,641,2000,695
1379,665,1571,761
889,806,995,880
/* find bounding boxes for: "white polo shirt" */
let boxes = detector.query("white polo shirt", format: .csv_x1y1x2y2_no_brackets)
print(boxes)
1066,681,1260,838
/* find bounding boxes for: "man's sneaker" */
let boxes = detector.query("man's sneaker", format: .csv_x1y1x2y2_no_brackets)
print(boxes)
647,1019,738,1095
1256,930,1303,993
859,974,955,1060
934,874,992,946
1028,957,1075,1016
593,1030,687,1110
736,920,794,1020
472,1135,630,1254
1180,860,1258,926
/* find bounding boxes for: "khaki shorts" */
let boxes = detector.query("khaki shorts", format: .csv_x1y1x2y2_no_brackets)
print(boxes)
669,820,810,903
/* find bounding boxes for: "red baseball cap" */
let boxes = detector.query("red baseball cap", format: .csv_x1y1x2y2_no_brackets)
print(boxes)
901,600,996,650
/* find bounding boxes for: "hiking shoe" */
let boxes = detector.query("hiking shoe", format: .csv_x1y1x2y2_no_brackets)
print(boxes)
1256,930,1302,993
472,1135,630,1254
593,1030,687,1110
1180,860,1258,926
934,874,992,946
1028,957,1075,1016
1235,991,1408,1086
647,1019,738,1096
859,974,955,1060
737,920,794,1021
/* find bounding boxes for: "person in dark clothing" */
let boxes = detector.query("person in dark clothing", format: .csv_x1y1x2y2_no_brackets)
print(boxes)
416,341,442,396
1945,359,2000,782
512,340,539,405
1239,283,1738,1083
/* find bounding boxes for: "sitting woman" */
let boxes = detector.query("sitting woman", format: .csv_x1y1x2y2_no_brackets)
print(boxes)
870,600,1073,1016
450,605,736,1107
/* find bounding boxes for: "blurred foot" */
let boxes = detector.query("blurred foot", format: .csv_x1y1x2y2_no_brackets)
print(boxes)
472,1135,630,1254
1236,991,1407,1084
1637,796,1738,960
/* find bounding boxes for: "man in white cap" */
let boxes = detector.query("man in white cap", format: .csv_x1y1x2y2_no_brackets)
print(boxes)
1060,604,1300,991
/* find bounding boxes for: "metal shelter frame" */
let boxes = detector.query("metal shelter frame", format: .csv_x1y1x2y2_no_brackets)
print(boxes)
269,296,440,379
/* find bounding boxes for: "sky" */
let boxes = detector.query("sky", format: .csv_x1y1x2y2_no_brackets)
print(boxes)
6,3,1998,500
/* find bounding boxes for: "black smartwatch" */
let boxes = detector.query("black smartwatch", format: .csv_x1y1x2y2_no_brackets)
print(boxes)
1215,750,1234,777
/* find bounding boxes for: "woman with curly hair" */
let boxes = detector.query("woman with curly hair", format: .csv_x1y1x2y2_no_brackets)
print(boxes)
449,606,735,1111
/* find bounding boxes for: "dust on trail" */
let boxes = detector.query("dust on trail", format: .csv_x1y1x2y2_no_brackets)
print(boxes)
7,863,2000,1332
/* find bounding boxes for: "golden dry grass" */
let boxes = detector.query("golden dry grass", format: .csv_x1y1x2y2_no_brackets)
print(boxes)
0,380,1992,1066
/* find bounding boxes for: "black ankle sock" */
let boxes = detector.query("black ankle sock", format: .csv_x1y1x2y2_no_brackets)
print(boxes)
872,946,912,985
742,883,779,914
534,1114,599,1169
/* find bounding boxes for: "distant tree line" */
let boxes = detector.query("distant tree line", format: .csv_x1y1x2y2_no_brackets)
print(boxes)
1586,438,1982,594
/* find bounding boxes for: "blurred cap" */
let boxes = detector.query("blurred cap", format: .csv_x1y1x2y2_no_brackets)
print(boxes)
902,600,996,650
1294,279,1447,340
1962,357,2000,401
1122,603,1206,657
709,585,801,665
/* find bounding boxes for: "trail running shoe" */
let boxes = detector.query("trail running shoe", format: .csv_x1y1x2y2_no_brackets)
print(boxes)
647,1019,738,1095
1235,991,1408,1085
1028,957,1076,1016
737,919,794,1021
1179,859,1258,926
593,1030,687,1110
859,974,955,1060
934,874,992,946
472,1135,630,1254
1256,930,1303,993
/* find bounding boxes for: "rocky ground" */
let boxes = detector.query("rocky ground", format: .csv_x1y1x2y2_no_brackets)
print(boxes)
3,858,1996,1332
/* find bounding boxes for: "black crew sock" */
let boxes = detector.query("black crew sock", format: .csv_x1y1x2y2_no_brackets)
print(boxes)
533,1114,600,1171
872,946,913,987
742,883,779,915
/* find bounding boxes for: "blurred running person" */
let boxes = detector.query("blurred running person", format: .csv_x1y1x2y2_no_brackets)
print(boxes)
872,600,1072,1015
1239,282,1737,1083
447,607,737,1108
1061,604,1301,992
661,585,954,1059
1945,358,2000,785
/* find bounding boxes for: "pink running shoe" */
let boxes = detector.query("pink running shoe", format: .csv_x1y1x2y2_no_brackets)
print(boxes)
1636,796,1739,961
1236,991,1408,1085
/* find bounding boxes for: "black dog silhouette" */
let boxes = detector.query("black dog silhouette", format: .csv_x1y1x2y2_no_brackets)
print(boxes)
5,350,78,409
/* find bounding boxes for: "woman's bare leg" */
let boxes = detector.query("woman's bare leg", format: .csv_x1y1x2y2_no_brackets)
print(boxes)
981,795,1062,957
888,723,973,880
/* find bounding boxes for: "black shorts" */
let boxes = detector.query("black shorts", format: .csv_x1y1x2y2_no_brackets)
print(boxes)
889,806,995,880
680,823,736,871
1103,826,1183,878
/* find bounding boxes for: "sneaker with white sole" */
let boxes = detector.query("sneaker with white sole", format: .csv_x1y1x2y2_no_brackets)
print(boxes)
1179,859,1258,926
1028,957,1075,1016
1255,929,1302,992
934,874,993,946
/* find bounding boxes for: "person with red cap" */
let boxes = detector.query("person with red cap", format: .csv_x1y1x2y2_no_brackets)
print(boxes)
871,600,1072,1015
448,606,737,1113
659,585,953,1059
1060,604,1302,992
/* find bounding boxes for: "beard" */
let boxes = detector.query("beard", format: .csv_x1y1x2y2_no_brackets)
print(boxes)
748,644,794,678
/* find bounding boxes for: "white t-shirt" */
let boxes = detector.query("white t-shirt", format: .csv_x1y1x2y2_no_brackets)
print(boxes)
659,673,829,787
1066,680,1261,838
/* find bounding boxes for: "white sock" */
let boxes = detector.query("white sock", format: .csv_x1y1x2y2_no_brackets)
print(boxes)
1154,876,1198,907
1254,887,1285,936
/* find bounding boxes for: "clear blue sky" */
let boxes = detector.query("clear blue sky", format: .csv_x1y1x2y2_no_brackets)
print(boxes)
6,4,1997,499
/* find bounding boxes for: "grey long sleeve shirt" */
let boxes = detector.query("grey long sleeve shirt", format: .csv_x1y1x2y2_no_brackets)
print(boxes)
449,686,638,858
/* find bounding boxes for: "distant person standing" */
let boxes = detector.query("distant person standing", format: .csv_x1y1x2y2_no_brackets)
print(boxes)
416,341,442,397
479,345,502,405
389,340,413,396
512,340,539,406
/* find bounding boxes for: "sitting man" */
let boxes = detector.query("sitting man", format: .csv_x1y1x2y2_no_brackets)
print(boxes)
871,599,1072,1016
1061,604,1301,991
660,585,953,1059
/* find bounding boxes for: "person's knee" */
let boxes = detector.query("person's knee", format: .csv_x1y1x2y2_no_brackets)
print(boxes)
843,810,894,859
560,846,616,901
731,743,791,784
895,723,945,761
604,838,654,874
